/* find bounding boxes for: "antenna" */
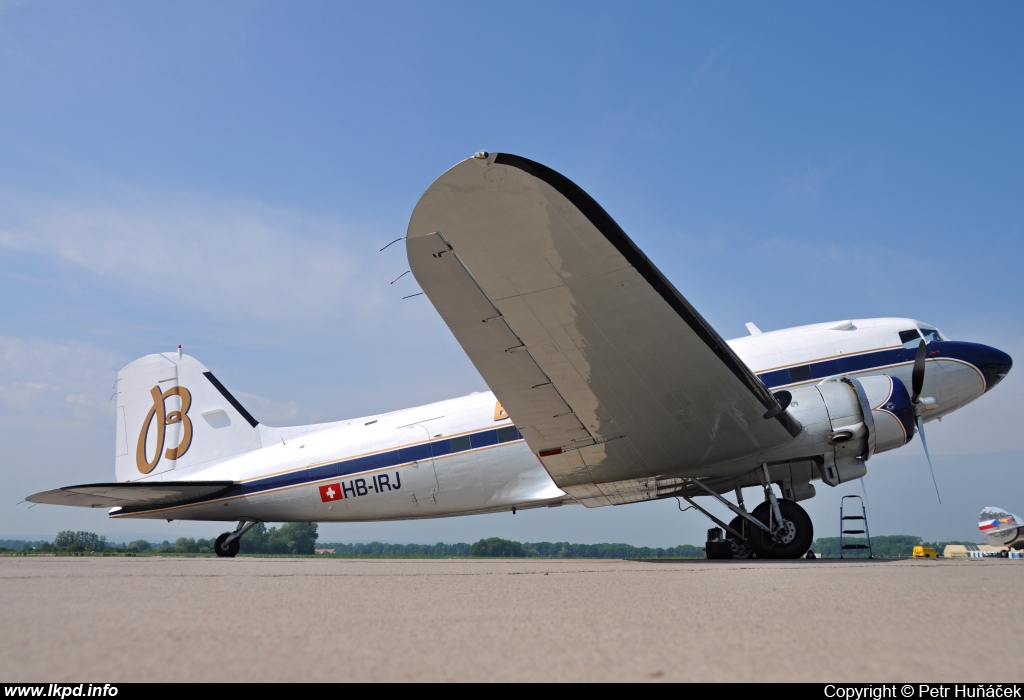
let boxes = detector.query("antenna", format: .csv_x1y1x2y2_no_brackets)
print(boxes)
177,344,182,360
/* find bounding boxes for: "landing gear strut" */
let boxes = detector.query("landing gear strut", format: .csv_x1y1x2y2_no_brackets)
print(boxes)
746,464,814,559
214,520,259,558
683,465,814,560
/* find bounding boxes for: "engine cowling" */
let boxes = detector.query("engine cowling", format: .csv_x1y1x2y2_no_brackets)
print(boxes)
861,375,917,454
778,374,916,486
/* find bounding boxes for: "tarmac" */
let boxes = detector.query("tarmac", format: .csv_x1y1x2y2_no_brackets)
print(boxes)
1,556,1020,683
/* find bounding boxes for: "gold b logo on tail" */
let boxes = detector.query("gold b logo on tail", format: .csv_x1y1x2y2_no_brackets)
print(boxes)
136,385,193,474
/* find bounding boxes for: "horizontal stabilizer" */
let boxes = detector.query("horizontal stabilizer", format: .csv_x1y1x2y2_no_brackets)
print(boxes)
26,481,235,509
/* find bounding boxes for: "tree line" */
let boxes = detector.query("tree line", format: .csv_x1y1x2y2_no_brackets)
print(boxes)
270,535,979,558
806,535,974,558
0,523,318,555
316,538,707,558
1,531,978,558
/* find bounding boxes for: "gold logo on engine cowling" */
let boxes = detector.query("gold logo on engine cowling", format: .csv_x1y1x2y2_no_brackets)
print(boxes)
136,385,193,474
494,401,508,421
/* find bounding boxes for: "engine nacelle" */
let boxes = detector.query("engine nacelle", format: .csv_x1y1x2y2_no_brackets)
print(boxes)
780,374,916,486
860,375,917,455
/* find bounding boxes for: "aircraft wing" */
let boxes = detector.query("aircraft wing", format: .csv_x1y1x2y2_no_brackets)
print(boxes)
26,482,236,508
407,153,799,506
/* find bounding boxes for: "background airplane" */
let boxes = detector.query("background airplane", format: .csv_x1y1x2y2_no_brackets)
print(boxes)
26,153,1013,559
979,506,1024,555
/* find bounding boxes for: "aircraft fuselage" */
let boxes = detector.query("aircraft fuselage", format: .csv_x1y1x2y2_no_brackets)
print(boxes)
109,316,1011,524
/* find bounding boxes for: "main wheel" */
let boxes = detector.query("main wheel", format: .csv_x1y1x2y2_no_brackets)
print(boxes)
747,499,813,559
214,532,240,558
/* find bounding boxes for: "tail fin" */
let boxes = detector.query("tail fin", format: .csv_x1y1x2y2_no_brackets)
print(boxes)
115,351,262,481
979,506,1023,547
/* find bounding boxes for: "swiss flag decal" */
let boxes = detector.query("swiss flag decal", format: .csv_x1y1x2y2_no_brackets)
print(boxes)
319,483,343,502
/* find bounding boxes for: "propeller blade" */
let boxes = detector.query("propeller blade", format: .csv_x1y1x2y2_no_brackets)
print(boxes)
916,415,941,504
911,339,927,404
859,477,871,515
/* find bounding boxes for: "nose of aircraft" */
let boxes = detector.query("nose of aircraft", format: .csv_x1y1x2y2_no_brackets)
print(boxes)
927,341,1012,393
980,345,1013,392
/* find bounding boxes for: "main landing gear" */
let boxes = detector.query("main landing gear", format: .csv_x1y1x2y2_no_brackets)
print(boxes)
746,498,813,559
214,520,259,558
683,464,814,560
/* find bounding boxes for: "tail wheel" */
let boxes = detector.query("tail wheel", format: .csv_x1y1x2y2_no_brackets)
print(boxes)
747,499,813,559
214,532,240,558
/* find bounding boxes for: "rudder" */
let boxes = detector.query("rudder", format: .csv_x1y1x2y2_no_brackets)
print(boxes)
115,350,262,481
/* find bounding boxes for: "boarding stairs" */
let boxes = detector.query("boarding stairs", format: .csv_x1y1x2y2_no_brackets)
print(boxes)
839,494,873,559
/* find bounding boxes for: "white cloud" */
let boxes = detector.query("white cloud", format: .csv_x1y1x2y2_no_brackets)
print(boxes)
0,192,393,326
779,162,839,201
690,47,728,90
0,336,123,420
0,335,328,430
751,235,937,284
233,390,302,425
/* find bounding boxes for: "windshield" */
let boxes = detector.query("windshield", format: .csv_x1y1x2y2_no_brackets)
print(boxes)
899,329,922,350
899,326,947,350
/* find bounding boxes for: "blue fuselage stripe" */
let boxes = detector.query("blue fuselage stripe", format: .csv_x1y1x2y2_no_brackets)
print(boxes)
240,427,523,496
237,344,979,499
757,347,910,389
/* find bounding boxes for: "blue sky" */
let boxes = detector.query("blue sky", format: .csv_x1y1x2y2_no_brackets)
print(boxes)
2,1,1021,545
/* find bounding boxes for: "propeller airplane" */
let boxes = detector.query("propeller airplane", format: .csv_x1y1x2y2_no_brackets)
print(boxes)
26,153,1013,559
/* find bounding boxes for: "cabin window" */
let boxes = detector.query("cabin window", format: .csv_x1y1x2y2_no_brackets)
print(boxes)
448,435,472,453
899,329,922,350
788,365,813,383
496,425,520,443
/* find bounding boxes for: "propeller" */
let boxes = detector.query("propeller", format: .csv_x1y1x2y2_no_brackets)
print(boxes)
911,340,942,504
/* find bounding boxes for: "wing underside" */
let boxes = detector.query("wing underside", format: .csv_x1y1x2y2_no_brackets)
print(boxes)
407,153,798,506
26,482,236,509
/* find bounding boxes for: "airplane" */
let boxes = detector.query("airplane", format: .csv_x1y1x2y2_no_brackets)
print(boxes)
978,507,1024,555
26,152,1013,559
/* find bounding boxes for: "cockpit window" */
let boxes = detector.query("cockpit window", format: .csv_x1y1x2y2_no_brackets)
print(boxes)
899,329,921,350
919,327,944,342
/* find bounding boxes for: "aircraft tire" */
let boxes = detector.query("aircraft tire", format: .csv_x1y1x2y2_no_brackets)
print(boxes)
215,533,240,558
747,499,813,559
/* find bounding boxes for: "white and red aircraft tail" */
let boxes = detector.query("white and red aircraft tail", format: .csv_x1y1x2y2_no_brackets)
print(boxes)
979,507,1024,551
